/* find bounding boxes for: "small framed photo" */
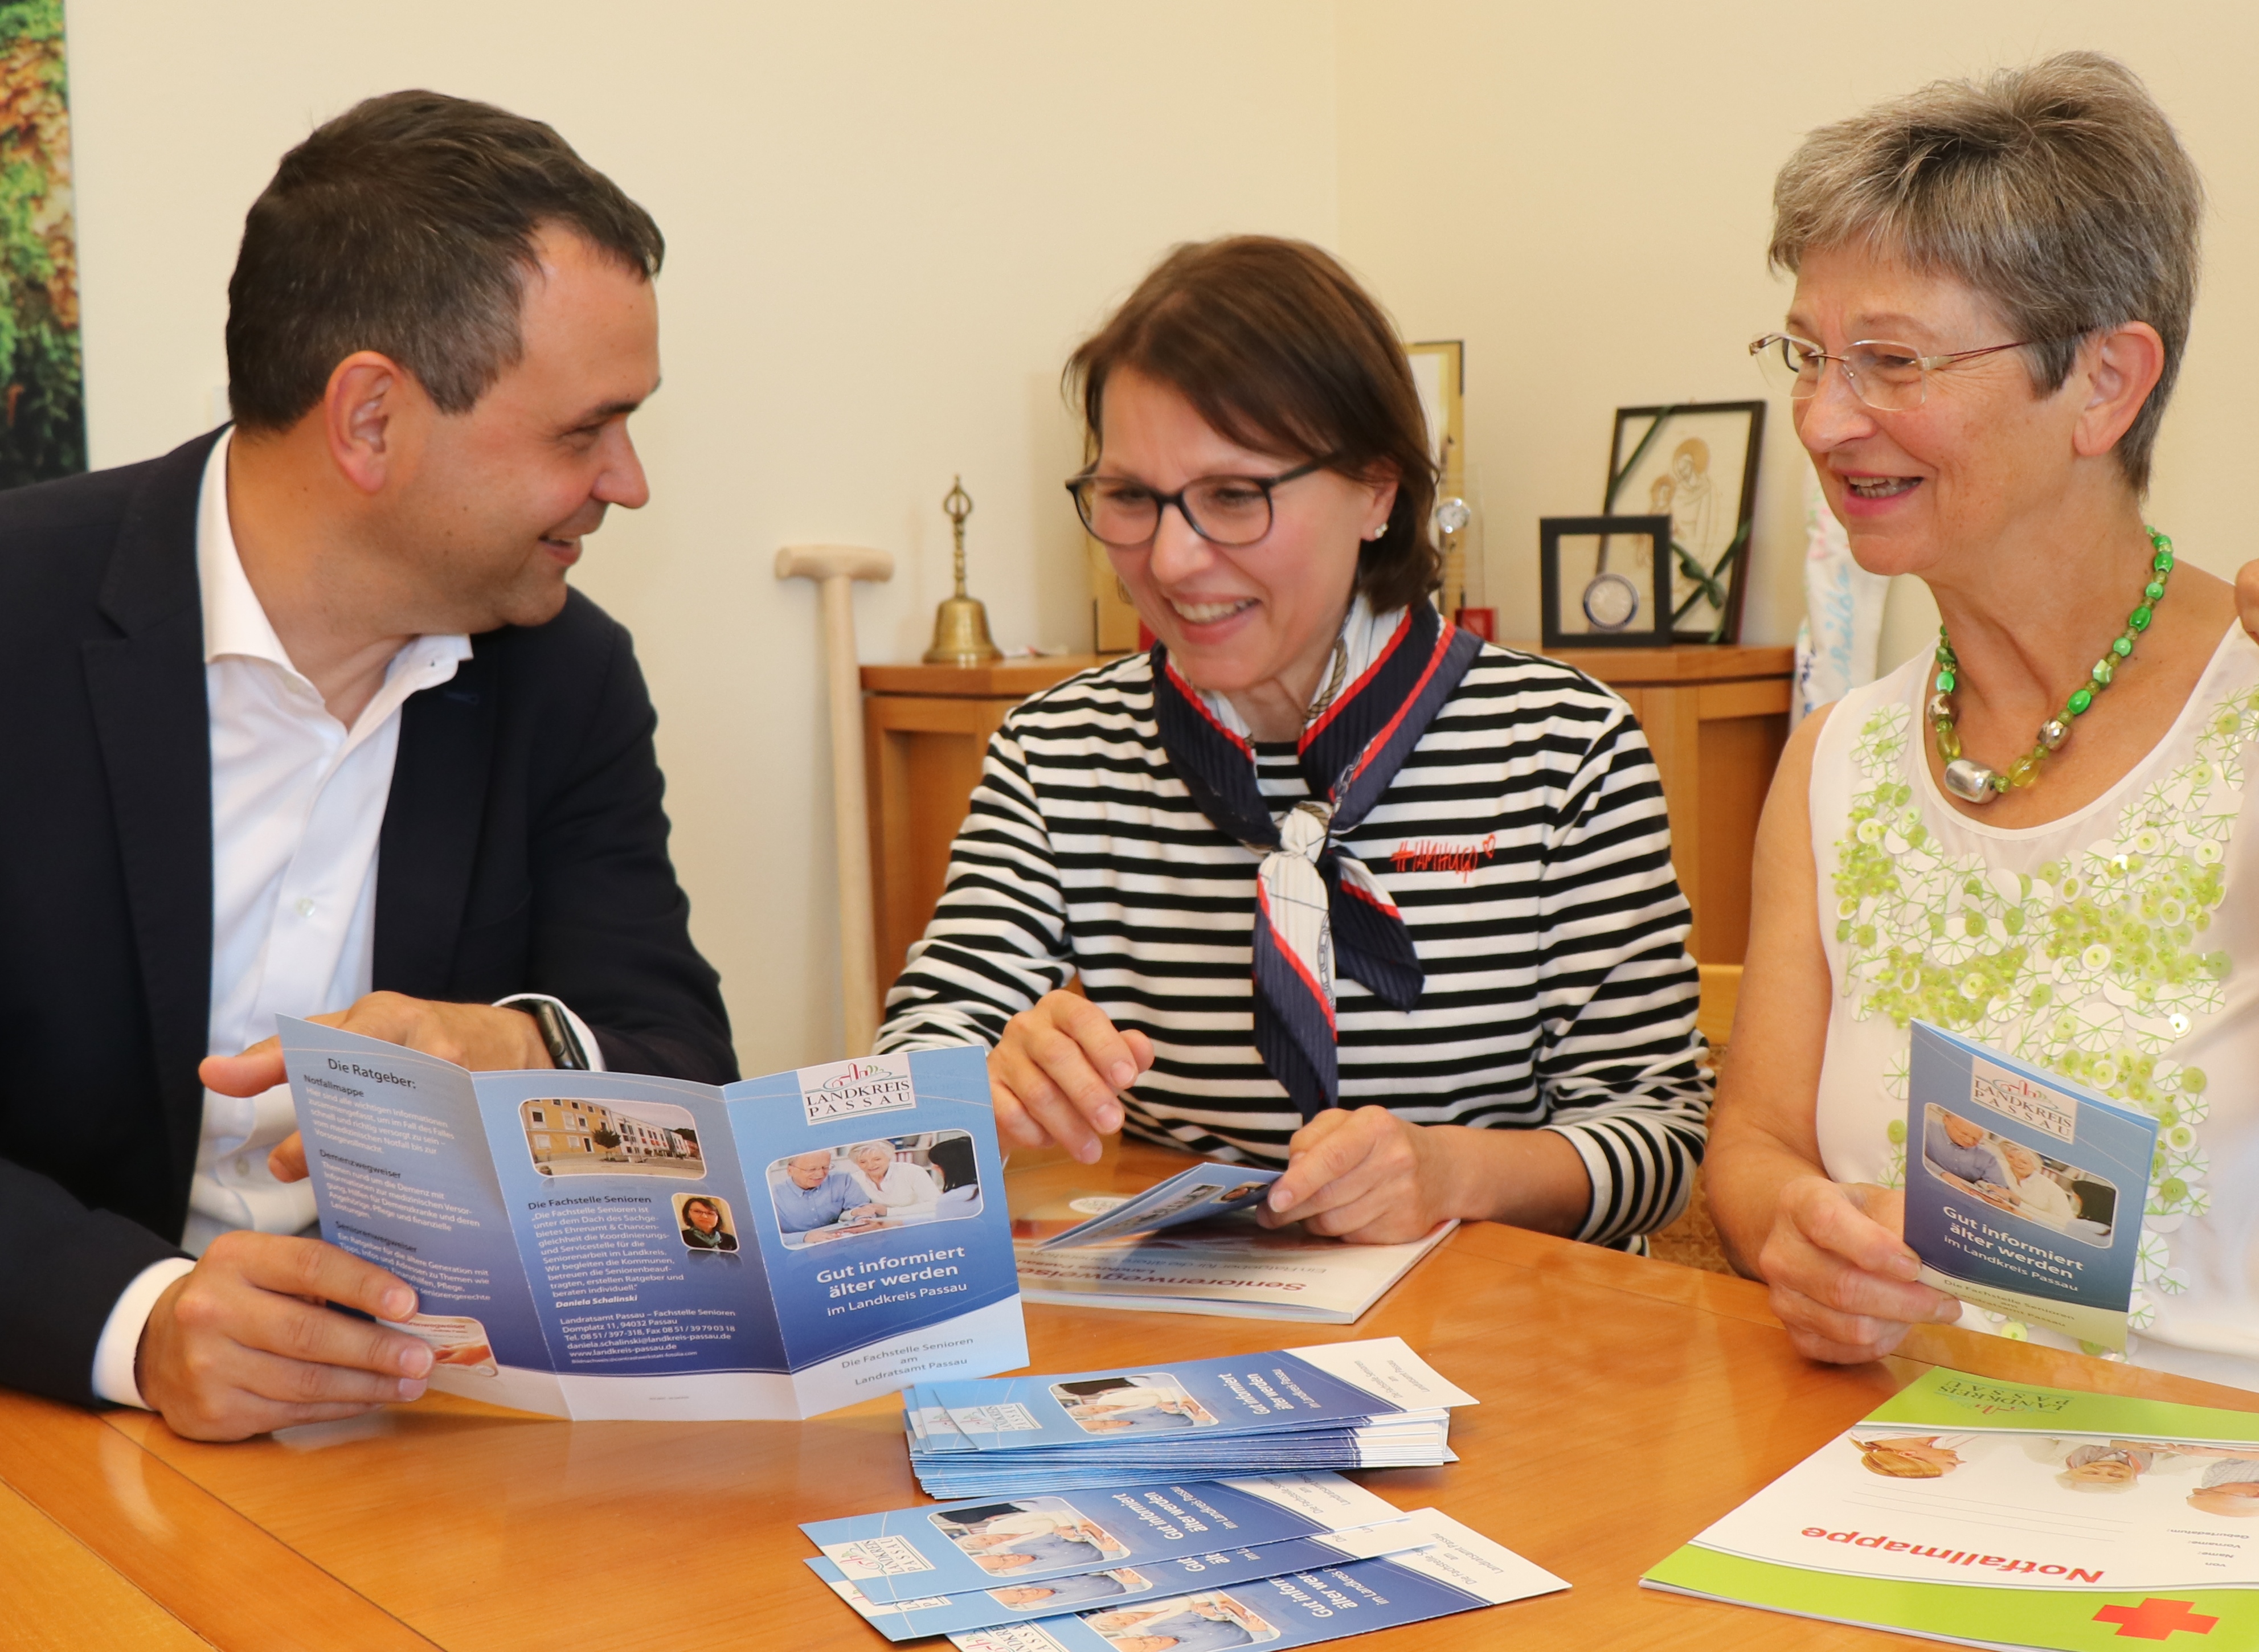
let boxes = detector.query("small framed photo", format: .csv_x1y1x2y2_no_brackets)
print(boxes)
1540,515,1672,650
1604,400,1765,643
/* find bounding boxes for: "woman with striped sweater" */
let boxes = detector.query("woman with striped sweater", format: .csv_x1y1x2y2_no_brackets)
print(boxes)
876,237,1709,1251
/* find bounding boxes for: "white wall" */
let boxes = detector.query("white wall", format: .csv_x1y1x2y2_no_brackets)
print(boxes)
1333,1,2259,667
59,2,2259,1061
64,1,1337,1072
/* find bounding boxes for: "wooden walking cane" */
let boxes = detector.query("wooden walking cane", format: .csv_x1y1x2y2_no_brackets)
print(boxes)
775,544,894,1056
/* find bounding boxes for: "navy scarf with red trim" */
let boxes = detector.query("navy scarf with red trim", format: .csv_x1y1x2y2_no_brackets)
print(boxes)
1150,602,1484,1121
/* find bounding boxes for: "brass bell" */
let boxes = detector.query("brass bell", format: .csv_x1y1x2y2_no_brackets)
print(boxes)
923,475,1001,665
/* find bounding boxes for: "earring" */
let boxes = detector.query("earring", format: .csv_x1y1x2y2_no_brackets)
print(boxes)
1365,526,1386,540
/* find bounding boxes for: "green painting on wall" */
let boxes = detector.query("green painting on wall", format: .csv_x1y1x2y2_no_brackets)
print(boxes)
0,0,80,489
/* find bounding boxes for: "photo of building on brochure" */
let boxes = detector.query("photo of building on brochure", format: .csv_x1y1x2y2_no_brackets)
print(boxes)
518,1094,705,1178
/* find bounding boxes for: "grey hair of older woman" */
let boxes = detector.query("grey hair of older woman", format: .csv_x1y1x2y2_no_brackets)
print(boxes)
1769,52,2203,494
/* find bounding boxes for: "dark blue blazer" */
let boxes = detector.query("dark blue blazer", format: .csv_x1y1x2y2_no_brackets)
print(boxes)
0,429,736,1405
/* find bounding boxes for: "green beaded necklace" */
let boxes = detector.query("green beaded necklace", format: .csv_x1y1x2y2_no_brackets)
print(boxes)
1930,526,2175,805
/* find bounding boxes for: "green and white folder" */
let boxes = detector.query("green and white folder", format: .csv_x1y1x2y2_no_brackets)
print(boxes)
1643,1368,2259,1649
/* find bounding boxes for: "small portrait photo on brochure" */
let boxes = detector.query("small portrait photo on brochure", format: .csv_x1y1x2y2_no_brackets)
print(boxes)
987,1568,1155,1612
767,1130,984,1249
928,1497,1132,1575
1918,1102,2120,1245
1216,1182,1271,1206
673,1192,740,1255
1085,1589,1283,1647
1050,1372,1221,1435
380,1313,498,1377
518,1095,704,1179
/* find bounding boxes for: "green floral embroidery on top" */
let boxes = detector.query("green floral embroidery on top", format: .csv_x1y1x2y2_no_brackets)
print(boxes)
1835,689,2259,1333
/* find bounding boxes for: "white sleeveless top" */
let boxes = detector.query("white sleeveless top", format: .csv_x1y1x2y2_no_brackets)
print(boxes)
1812,623,2259,1388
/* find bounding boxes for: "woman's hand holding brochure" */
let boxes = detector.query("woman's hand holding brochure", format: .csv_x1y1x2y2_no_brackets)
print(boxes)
1755,1177,1962,1364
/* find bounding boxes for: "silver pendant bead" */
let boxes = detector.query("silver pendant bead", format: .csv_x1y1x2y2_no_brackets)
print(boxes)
1943,757,2001,803
1926,692,1954,722
2039,719,2070,752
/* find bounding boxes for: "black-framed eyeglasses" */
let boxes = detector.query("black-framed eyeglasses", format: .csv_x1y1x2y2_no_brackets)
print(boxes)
1749,333,2048,411
1066,459,1327,548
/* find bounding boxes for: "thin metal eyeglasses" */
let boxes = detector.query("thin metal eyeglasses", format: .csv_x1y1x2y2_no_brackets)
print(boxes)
1749,333,2043,411
1066,459,1326,548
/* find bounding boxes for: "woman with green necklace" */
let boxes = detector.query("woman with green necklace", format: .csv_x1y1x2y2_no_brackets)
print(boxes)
1706,54,2259,1383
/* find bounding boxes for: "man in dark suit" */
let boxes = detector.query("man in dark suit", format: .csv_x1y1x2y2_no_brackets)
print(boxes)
0,91,734,1440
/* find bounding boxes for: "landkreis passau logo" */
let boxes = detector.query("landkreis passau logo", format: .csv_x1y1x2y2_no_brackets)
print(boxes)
796,1052,918,1125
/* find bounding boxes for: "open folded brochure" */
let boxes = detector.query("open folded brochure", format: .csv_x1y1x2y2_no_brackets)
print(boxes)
1643,1366,2259,1649
280,1019,1024,1420
1904,1021,2158,1352
939,1510,1568,1651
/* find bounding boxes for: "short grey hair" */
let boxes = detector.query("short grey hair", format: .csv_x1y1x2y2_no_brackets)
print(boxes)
1769,52,2203,493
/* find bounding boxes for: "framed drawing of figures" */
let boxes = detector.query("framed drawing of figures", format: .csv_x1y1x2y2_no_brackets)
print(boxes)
0,0,83,489
1604,401,1762,643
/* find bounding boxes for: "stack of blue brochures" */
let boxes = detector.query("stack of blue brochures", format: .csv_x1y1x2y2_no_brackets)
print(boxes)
799,1474,1567,1646
903,1337,1474,1499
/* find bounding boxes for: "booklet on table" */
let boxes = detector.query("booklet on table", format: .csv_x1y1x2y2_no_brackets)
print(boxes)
1643,1366,2259,1649
946,1510,1568,1651
1903,1020,2158,1351
281,1018,1025,1420
1014,1191,1454,1325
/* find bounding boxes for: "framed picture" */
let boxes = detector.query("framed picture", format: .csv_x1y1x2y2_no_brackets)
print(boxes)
1406,340,1488,628
1404,340,1464,490
1540,515,1672,650
1603,401,1763,643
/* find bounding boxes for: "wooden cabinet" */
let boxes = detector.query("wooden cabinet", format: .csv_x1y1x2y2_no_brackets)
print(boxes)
861,657,1113,994
861,643,1793,990
1531,643,1794,964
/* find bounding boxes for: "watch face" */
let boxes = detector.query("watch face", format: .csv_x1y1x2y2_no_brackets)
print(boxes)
1581,571,1641,632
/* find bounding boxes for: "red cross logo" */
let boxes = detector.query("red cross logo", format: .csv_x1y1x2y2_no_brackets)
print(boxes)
2093,1598,2220,1639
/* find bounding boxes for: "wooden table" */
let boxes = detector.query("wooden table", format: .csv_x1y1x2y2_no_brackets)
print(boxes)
9,1140,2250,1651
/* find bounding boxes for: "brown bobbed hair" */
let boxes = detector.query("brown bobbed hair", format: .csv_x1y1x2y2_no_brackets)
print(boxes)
1065,236,1438,614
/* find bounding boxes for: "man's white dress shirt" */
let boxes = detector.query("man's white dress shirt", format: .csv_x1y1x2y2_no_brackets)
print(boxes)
88,432,501,1407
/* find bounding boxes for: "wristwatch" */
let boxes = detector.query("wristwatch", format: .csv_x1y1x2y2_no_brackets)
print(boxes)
500,995,591,1071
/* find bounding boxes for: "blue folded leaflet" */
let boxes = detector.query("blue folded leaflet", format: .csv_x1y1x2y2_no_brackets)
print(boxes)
943,1511,1568,1650
801,1472,1406,1601
922,1336,1474,1450
811,1520,1436,1640
281,1018,1025,1420
1903,1021,2159,1352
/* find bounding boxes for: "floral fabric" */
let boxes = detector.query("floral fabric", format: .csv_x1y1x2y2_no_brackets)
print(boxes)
1810,626,2259,1378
